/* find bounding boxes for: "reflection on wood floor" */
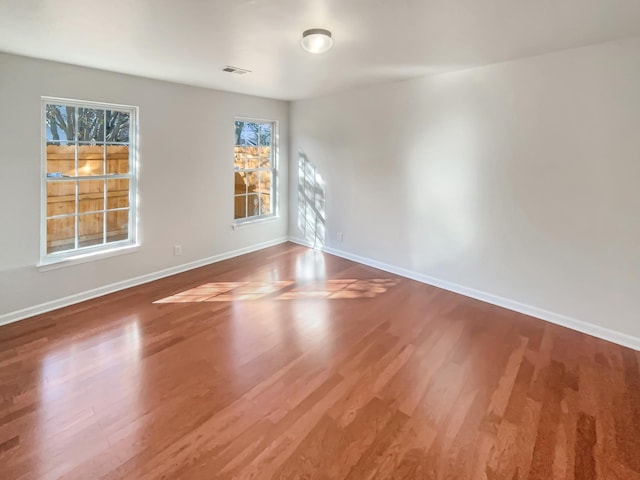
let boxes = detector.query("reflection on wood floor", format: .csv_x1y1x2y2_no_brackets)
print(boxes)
0,242,639,479
154,279,400,303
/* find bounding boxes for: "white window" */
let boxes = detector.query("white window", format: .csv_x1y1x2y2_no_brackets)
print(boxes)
234,119,277,223
42,97,138,263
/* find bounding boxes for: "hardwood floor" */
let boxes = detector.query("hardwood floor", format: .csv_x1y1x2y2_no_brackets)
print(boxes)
0,242,639,479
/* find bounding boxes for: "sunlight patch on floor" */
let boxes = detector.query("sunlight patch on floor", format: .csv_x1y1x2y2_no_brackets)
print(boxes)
153,279,400,303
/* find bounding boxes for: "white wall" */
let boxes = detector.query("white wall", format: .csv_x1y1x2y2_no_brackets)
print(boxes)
0,53,288,319
289,38,640,341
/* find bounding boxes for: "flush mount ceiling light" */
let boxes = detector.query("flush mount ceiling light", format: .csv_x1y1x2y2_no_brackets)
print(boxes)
301,28,333,54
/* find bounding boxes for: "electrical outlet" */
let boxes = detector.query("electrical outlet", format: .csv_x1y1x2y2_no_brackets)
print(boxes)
174,244,182,256
336,232,344,242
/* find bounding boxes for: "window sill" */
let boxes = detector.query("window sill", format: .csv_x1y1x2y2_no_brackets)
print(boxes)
232,215,279,230
37,244,140,272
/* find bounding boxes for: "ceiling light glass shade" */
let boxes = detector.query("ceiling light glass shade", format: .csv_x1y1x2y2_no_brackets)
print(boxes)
301,29,333,54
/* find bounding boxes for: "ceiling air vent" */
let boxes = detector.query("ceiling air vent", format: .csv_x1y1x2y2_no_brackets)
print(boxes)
222,65,251,75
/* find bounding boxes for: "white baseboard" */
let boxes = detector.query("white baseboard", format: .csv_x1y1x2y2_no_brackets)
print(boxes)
288,236,640,351
0,237,289,327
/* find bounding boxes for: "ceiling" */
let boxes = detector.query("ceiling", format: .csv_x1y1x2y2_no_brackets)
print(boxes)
1,0,639,100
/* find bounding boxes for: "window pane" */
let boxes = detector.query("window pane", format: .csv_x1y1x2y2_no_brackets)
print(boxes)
106,110,130,143
258,123,271,147
77,108,104,143
247,193,259,217
47,181,76,217
235,121,244,146
258,171,271,194
246,171,259,194
234,148,246,170
47,217,75,253
106,145,129,174
78,179,104,197
107,179,129,209
260,193,271,216
78,212,104,248
46,144,75,177
45,105,75,144
245,148,259,169
259,147,271,168
234,195,247,219
78,180,105,214
106,210,129,243
234,171,248,195
78,145,104,176
236,121,257,146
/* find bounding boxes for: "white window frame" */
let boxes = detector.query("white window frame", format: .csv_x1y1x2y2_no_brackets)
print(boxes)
233,117,278,225
40,97,139,266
